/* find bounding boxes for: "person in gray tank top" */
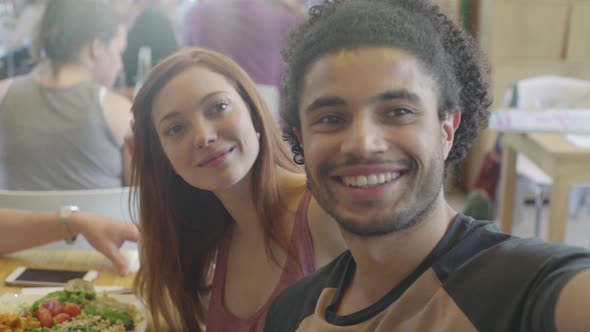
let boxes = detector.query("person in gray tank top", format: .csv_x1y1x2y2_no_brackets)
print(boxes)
0,0,133,190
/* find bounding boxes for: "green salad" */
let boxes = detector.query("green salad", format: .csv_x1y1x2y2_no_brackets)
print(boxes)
12,279,140,332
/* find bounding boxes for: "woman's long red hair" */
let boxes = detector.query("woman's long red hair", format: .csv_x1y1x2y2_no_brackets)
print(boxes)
130,48,300,330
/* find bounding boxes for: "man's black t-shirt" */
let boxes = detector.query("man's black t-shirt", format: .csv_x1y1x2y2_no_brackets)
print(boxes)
265,214,590,332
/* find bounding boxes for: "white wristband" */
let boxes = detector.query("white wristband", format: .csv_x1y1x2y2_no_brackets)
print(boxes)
59,205,79,244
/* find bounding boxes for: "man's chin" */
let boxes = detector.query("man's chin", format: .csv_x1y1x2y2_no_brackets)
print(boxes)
335,217,406,237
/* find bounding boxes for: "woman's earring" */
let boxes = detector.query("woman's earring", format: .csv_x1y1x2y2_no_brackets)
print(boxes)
256,132,261,140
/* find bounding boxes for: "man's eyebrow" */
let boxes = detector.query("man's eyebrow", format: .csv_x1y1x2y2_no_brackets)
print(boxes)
304,96,348,113
370,90,422,104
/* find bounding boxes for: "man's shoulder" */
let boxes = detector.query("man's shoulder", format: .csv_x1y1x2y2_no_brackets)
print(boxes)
444,215,590,273
440,218,590,331
482,235,590,276
265,251,350,332
455,215,589,263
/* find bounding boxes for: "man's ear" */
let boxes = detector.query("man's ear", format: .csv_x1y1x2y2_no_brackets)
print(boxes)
293,127,303,145
87,39,102,61
442,107,461,159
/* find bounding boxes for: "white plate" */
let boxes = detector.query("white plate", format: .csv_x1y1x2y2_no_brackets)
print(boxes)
0,292,147,331
20,286,126,295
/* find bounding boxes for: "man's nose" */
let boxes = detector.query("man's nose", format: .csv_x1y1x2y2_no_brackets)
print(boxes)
340,114,387,158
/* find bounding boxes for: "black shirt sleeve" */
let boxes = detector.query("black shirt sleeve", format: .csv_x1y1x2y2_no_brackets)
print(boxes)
443,235,590,332
521,244,590,332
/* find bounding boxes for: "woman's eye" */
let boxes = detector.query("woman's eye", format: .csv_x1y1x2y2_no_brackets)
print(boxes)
210,101,230,115
165,124,185,136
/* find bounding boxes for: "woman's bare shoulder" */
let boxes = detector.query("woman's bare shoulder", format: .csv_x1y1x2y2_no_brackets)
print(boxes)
0,78,14,107
102,90,133,145
103,90,132,110
277,169,307,212
275,168,346,266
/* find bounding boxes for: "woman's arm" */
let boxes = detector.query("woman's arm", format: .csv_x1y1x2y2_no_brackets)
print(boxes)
102,90,134,185
102,90,133,146
0,209,139,275
122,133,134,186
0,79,13,107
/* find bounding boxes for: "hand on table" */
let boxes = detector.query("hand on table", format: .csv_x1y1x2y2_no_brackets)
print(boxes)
68,211,139,276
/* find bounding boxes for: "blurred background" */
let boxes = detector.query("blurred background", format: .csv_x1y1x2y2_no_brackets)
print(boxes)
1,0,590,247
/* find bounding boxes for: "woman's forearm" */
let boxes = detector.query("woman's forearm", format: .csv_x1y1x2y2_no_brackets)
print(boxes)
0,209,67,254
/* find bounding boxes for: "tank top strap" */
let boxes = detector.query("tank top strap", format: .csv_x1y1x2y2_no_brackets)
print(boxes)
205,192,317,331
287,190,316,274
208,224,234,319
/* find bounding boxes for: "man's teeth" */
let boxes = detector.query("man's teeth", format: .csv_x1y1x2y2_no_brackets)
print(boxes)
341,172,401,188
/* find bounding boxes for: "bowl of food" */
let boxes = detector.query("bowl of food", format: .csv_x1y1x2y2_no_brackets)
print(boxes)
0,279,145,332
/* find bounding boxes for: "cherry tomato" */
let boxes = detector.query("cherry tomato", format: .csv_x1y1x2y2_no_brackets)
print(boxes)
42,299,58,310
53,312,71,324
37,307,54,328
63,303,82,317
42,299,64,315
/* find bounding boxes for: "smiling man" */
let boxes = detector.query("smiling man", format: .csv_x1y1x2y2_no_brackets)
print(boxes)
264,1,590,331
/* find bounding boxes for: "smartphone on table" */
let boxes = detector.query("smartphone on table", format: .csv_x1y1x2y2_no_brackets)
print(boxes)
4,266,99,287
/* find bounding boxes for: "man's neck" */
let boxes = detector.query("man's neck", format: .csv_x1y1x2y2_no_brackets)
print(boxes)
338,194,457,315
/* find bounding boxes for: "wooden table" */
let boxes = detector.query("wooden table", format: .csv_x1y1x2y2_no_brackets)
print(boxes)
0,250,135,294
498,132,590,242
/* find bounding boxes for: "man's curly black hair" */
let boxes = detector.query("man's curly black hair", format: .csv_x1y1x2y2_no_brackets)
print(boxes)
281,0,490,168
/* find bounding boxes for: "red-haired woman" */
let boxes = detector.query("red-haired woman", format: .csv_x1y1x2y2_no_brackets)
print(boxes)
131,48,345,331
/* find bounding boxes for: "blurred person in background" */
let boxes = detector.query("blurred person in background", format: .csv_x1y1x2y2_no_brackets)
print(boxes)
0,0,133,190
0,208,139,276
182,0,305,88
0,0,47,79
0,0,47,51
112,0,178,100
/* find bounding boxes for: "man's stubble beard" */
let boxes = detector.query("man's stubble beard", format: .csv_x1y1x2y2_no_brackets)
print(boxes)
304,152,445,238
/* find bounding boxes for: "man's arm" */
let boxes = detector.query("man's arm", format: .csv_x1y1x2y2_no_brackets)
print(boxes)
555,269,590,332
0,209,139,275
